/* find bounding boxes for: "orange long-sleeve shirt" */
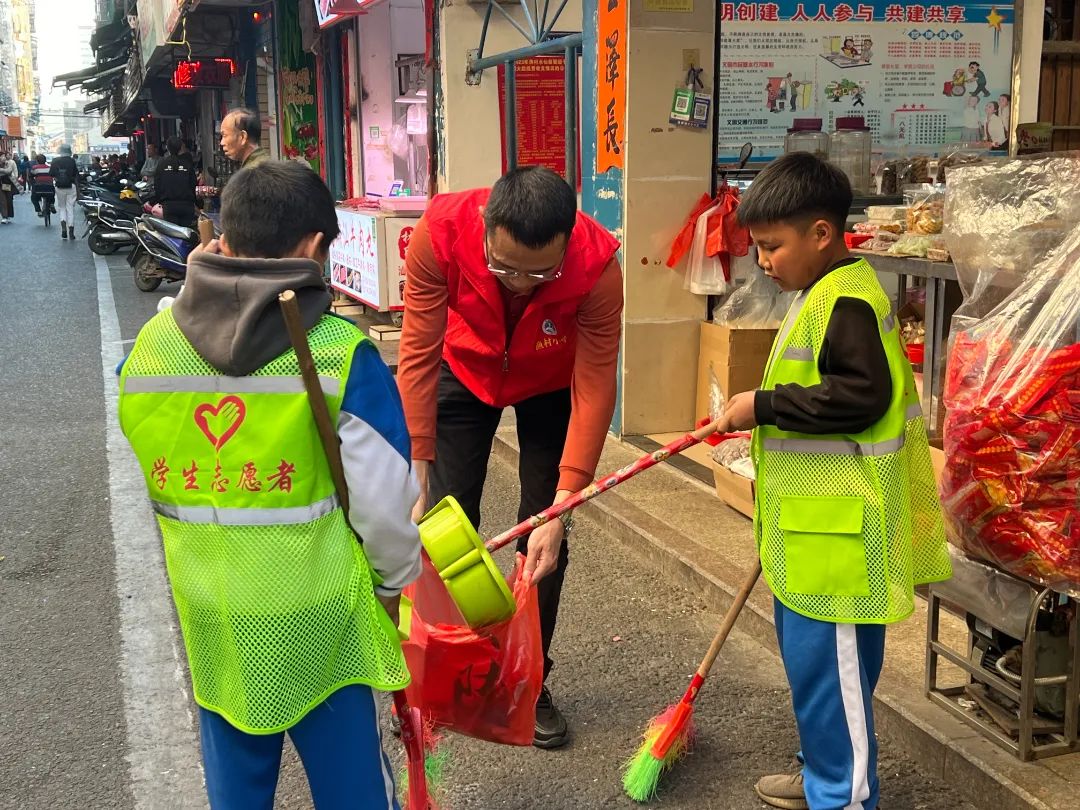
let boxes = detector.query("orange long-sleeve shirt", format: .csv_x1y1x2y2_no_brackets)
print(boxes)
396,215,623,492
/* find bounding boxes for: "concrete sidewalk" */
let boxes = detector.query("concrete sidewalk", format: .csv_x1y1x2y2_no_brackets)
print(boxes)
493,427,1080,810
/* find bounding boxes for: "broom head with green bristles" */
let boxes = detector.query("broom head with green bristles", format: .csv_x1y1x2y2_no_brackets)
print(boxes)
622,560,763,802
622,684,699,801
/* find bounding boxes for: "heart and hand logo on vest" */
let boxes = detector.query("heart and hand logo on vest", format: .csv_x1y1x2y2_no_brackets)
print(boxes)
194,396,247,451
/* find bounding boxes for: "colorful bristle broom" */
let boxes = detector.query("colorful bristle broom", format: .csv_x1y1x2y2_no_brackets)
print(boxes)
394,692,441,809
623,561,762,802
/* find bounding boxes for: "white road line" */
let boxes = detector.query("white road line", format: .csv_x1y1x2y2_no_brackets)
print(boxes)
95,254,208,808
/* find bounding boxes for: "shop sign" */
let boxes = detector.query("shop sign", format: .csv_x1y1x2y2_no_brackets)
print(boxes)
716,0,1015,158
497,56,580,180
173,59,236,91
597,0,628,173
137,0,184,68
315,0,372,29
279,61,321,173
329,209,381,308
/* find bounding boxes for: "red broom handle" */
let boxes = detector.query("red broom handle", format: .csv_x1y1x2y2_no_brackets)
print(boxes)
484,417,732,554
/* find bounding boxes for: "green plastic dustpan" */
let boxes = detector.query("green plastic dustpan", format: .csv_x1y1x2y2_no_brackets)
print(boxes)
419,497,517,628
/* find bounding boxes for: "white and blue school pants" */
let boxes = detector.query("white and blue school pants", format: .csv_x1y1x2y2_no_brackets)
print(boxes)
199,684,400,810
775,598,886,810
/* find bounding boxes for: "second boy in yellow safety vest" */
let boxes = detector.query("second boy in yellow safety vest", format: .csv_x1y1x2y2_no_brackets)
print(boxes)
723,153,951,810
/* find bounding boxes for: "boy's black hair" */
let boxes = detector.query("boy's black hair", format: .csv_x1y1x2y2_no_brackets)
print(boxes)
166,136,182,156
221,162,340,259
484,166,577,249
736,152,852,235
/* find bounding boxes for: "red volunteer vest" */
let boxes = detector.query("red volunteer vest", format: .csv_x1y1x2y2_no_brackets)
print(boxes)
425,188,620,408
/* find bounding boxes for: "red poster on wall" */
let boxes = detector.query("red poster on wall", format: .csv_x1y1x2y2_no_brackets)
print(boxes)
497,56,579,182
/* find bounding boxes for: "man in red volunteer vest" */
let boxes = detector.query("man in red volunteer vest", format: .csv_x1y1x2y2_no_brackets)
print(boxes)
397,166,623,748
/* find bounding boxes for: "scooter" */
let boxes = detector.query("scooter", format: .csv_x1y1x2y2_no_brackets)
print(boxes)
80,198,144,254
129,215,199,292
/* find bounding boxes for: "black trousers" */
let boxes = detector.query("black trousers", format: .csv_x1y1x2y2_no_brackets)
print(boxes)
162,202,197,228
427,362,571,681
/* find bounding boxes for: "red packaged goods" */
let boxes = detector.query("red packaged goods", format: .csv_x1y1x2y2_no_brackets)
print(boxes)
941,155,1080,594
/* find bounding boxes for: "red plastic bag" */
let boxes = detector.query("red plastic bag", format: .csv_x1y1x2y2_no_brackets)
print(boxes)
402,554,543,746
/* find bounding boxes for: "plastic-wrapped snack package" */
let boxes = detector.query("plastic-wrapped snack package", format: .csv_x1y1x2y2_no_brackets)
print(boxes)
940,154,1080,595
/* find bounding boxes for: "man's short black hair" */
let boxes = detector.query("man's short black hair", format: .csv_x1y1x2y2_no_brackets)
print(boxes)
969,61,980,68
227,107,262,143
484,166,577,249
221,162,340,259
166,136,182,156
737,152,852,234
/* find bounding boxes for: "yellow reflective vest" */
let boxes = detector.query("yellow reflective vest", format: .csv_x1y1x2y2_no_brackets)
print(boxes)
752,260,952,623
119,309,409,733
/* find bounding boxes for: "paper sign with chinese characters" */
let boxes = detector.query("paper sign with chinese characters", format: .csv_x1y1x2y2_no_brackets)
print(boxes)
717,0,1014,158
597,0,628,172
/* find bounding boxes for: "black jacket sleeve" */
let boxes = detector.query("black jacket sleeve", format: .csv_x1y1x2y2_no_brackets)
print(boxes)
754,297,892,435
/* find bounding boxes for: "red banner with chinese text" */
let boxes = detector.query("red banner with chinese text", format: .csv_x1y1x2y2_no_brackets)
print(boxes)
597,0,627,172
497,56,580,184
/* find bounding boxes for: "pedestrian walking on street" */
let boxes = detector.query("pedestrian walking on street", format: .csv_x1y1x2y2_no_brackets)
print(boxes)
152,136,198,227
118,161,420,809
0,151,20,223
724,153,952,810
397,165,624,749
49,145,79,240
221,107,271,169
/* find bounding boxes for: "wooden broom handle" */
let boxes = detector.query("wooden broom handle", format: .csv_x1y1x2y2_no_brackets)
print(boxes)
279,291,350,515
698,560,762,678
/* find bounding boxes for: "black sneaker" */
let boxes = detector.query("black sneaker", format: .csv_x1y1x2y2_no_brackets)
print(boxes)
533,686,568,749
61,223,68,239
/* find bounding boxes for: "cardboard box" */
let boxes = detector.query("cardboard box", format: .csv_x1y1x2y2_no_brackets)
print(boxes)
696,322,777,421
712,460,756,519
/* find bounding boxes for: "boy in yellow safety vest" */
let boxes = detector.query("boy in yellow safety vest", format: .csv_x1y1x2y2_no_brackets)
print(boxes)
118,161,420,809
723,153,951,810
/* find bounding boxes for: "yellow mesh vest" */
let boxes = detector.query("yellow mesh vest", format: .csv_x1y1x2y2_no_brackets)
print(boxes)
752,260,951,623
119,309,409,733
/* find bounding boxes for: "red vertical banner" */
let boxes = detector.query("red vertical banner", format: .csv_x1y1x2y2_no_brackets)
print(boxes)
596,0,627,173
498,55,579,181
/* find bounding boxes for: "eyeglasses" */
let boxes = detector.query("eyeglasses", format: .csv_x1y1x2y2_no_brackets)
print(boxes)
484,238,565,282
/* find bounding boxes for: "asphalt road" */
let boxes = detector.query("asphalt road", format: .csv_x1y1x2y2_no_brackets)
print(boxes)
0,196,975,810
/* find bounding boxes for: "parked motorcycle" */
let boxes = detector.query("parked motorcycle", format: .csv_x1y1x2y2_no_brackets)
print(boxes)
80,181,157,255
129,215,199,292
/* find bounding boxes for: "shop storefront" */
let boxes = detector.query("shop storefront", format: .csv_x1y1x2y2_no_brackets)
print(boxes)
312,0,430,320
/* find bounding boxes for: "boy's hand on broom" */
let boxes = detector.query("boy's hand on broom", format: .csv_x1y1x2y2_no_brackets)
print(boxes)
724,391,759,432
524,489,572,585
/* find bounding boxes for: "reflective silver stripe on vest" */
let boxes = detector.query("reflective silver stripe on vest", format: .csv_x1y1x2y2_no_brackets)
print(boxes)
125,375,341,396
763,434,906,457
906,402,924,420
150,494,340,525
782,347,814,361
883,313,896,333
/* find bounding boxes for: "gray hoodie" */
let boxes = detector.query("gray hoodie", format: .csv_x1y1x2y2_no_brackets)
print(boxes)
167,250,421,594
173,251,330,376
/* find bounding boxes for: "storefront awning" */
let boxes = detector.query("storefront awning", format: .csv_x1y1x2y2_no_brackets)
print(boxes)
54,57,128,89
90,18,128,52
315,0,381,29
84,98,112,115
